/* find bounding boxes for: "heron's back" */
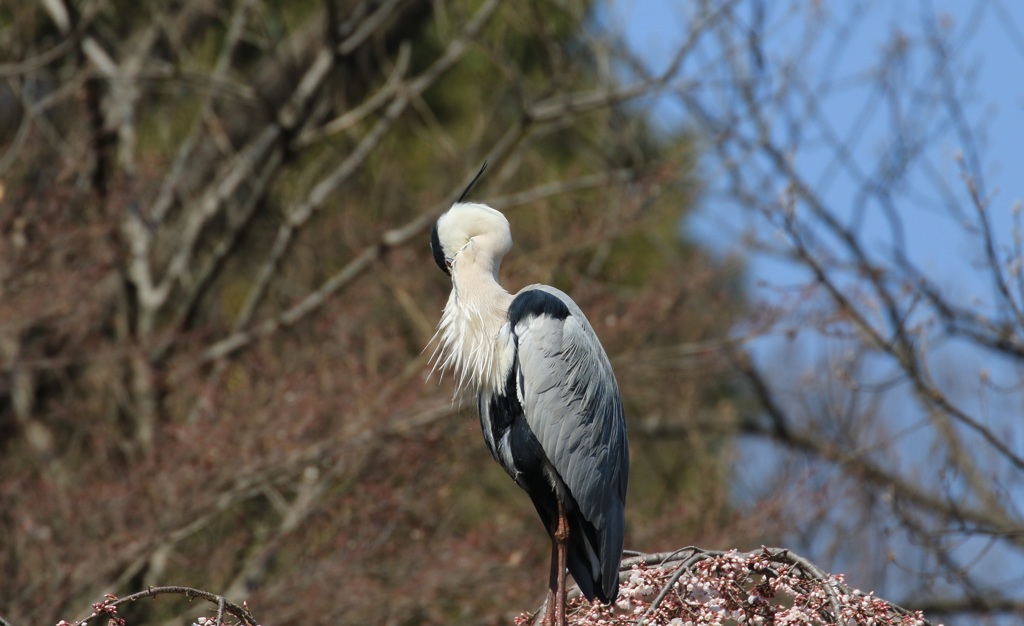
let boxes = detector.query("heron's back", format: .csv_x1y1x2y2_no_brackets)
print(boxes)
478,285,629,603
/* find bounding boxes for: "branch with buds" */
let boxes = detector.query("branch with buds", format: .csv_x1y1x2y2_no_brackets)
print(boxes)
526,547,939,626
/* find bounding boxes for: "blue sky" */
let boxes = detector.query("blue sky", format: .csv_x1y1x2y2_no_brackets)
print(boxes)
612,0,1024,289
610,1,1024,618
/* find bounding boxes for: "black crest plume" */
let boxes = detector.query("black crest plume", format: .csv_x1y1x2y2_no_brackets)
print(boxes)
432,162,489,277
456,161,488,203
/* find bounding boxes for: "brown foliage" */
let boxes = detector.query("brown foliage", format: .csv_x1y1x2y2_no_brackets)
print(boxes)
0,2,744,625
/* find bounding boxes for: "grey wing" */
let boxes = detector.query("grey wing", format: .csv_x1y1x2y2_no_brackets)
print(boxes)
512,285,629,596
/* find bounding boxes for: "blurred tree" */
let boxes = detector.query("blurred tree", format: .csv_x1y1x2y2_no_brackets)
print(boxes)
0,1,745,625
614,2,1024,625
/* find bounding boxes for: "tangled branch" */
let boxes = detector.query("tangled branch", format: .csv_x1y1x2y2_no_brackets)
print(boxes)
55,587,258,626
526,547,939,626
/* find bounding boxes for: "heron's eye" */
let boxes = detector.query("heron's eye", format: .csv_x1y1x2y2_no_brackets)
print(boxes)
445,258,454,270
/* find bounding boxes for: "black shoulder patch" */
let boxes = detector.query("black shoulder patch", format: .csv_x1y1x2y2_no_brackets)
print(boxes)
508,289,571,325
430,221,449,276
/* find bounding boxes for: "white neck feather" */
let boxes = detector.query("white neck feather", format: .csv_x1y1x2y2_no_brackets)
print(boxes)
430,262,514,396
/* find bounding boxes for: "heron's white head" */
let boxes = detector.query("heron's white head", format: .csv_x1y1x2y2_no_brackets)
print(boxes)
429,202,516,394
431,202,513,280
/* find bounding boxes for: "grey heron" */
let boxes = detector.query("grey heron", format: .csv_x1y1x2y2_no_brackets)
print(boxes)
429,172,629,626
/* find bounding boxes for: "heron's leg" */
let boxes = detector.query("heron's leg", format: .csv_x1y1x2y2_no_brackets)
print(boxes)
545,539,558,626
554,498,569,626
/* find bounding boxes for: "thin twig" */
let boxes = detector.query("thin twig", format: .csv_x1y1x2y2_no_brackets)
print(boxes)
70,586,258,626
